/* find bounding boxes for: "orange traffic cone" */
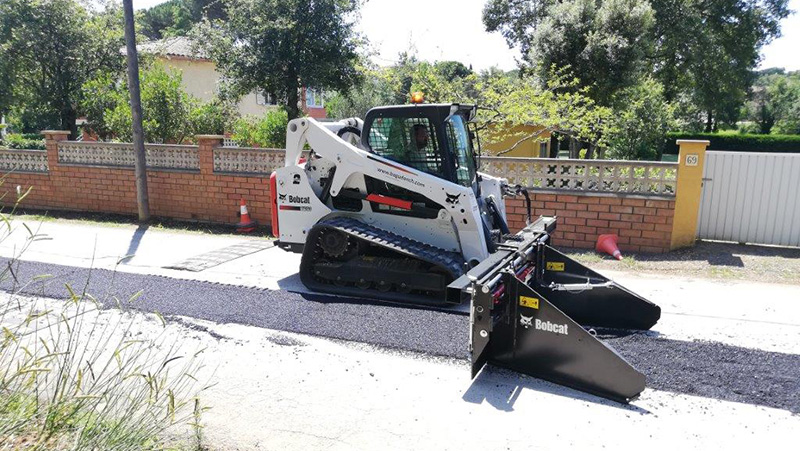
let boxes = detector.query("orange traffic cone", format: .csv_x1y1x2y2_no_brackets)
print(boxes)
596,234,622,260
236,199,257,233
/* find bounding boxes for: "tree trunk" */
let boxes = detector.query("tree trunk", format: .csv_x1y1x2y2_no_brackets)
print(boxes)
60,107,78,140
286,88,300,120
705,110,713,133
285,69,300,120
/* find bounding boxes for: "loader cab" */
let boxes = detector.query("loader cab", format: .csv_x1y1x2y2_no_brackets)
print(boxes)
361,103,479,189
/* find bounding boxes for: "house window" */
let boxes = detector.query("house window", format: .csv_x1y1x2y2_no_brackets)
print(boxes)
305,88,324,108
256,90,277,106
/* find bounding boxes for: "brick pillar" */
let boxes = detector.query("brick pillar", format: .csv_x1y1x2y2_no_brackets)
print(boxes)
196,135,224,175
41,130,71,170
670,139,709,250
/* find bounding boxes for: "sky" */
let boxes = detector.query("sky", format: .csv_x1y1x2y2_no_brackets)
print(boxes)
133,0,799,72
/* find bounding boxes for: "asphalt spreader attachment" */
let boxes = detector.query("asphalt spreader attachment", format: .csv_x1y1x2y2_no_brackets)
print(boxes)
447,217,662,403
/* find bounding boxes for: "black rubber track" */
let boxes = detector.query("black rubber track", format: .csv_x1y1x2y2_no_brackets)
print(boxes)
1,258,798,413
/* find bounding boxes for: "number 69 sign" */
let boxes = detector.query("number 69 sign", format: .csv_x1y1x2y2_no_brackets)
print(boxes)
685,154,699,166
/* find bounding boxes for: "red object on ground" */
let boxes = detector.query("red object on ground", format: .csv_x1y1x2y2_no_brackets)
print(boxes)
596,234,622,260
269,172,279,237
237,198,257,233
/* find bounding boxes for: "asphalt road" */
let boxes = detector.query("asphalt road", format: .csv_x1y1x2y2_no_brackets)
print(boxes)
1,257,798,413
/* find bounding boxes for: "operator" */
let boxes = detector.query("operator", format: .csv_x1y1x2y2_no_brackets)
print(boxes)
412,123,430,152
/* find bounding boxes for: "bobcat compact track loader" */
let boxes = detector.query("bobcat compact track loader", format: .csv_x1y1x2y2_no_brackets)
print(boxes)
271,100,661,402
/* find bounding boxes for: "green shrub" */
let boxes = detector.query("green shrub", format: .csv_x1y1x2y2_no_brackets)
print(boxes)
0,133,46,150
663,132,800,154
189,98,239,136
81,73,123,141
231,109,288,148
5,107,61,134
94,66,195,143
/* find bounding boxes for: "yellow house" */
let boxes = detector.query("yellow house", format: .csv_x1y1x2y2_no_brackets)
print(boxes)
138,37,276,117
482,124,553,158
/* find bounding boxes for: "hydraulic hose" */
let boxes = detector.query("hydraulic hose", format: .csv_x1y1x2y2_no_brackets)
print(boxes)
504,184,532,224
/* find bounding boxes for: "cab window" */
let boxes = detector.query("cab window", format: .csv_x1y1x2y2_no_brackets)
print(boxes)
367,117,444,177
446,114,476,186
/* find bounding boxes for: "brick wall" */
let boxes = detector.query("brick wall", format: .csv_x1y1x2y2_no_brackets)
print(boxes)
0,134,271,226
1,133,676,252
504,193,675,253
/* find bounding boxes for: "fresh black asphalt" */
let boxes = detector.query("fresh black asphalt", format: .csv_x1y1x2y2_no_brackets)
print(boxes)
1,257,798,413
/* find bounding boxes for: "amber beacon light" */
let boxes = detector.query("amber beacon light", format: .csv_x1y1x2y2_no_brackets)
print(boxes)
410,91,425,104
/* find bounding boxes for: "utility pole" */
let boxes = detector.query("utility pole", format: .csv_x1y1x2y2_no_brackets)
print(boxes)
123,0,150,222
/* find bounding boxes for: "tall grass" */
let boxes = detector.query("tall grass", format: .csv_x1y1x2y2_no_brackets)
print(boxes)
0,181,208,450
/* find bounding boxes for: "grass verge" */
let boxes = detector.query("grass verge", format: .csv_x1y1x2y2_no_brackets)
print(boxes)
1,183,210,449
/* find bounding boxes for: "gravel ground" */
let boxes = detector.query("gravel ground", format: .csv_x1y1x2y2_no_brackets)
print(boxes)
1,257,798,413
567,240,800,285
601,331,800,413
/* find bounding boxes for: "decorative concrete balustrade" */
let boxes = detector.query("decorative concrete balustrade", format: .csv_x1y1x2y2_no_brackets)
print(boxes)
0,149,49,173
213,147,285,175
480,157,678,198
58,141,199,171
3,140,680,195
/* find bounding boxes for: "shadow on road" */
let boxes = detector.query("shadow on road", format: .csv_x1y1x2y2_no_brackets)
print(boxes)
122,224,149,263
462,365,651,414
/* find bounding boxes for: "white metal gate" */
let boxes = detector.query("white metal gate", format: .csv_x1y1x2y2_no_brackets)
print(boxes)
697,151,800,247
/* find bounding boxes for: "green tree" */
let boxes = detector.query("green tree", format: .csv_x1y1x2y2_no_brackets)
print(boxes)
767,71,800,135
484,0,654,105
139,0,227,40
325,66,395,119
740,69,800,135
326,58,478,119
606,78,676,160
478,68,613,155
0,0,124,136
378,52,479,104
649,0,789,131
197,0,362,120
434,61,474,81
743,69,783,134
484,0,791,132
484,0,553,56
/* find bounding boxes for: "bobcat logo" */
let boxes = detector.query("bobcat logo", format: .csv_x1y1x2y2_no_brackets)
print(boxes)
445,193,460,205
278,193,287,201
520,314,533,329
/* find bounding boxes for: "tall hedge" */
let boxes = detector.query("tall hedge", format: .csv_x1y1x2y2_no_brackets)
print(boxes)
663,132,800,154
